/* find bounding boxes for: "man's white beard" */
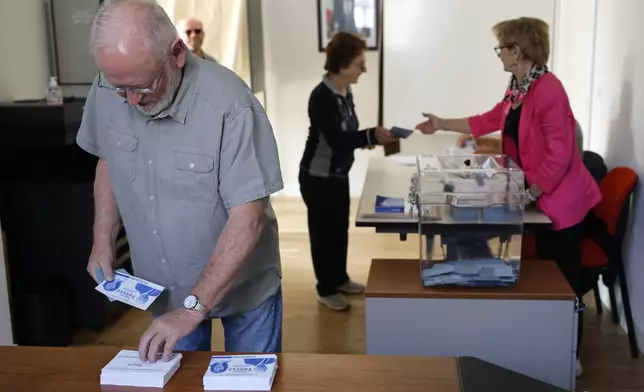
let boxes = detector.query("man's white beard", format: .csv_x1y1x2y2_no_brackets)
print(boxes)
136,67,181,117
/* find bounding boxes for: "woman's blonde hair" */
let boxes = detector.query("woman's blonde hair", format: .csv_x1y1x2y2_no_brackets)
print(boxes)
493,17,550,66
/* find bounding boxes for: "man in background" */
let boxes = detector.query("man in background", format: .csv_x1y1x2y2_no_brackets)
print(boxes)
176,17,217,62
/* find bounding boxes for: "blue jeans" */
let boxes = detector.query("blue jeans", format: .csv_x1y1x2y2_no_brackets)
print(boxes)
156,286,283,353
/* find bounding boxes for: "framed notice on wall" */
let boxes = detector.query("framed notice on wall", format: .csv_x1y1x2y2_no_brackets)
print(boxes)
49,0,102,85
317,0,380,52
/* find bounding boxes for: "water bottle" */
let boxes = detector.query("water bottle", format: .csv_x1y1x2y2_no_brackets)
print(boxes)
45,76,63,105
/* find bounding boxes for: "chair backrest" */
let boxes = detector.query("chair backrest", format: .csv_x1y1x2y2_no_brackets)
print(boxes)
593,167,638,236
583,151,608,185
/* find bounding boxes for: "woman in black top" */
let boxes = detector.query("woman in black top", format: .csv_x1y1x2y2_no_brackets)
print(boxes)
299,32,396,311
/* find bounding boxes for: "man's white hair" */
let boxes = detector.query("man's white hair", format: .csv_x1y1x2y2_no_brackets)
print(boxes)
90,0,178,60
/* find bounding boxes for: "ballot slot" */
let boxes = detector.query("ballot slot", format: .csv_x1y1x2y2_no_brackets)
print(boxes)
408,154,530,287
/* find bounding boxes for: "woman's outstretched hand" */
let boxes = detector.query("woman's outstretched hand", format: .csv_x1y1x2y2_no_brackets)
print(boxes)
415,113,442,134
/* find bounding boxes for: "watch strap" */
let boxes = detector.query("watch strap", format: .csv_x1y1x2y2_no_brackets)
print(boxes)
193,301,209,316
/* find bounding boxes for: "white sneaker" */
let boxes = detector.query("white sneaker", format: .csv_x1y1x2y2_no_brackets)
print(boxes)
317,293,350,311
337,280,365,295
576,359,583,378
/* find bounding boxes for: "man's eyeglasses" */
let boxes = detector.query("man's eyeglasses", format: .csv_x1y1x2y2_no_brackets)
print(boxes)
98,68,163,95
185,29,202,36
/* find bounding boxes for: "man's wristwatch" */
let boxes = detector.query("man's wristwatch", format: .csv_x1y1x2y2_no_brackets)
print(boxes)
183,294,210,316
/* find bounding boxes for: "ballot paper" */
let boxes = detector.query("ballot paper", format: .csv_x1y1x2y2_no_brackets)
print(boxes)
100,349,182,388
390,126,415,138
95,269,165,310
423,258,516,287
203,354,278,391
387,155,418,166
375,195,405,213
94,267,117,303
447,139,476,155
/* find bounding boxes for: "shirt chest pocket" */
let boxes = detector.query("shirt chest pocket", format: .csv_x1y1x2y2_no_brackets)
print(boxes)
109,128,139,182
172,146,218,203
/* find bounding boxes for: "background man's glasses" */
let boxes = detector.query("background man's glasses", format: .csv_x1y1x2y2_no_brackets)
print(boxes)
185,29,202,36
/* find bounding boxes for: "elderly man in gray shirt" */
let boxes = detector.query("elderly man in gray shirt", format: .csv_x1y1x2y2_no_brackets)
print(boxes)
78,0,283,362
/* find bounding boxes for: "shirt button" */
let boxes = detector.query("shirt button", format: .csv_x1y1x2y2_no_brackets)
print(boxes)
150,195,155,201
153,230,158,235
161,258,166,264
150,121,155,126
148,160,153,165
189,162,195,169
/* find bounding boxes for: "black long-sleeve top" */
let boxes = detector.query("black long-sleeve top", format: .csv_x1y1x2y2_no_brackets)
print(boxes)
299,76,377,178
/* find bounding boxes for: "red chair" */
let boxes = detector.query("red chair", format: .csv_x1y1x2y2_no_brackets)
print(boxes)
583,166,639,358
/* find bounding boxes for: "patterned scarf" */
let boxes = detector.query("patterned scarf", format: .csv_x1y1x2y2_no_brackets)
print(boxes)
505,65,549,103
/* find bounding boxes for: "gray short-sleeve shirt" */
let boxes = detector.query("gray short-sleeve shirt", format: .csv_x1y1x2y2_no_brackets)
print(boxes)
76,51,283,318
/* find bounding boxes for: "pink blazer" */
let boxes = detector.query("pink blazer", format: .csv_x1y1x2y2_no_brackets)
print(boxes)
468,72,601,230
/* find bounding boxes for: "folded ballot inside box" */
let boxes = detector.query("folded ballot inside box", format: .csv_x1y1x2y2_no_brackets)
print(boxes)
422,259,518,287
100,349,182,388
203,354,278,391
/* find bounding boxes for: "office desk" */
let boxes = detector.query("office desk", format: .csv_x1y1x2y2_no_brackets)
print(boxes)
356,157,551,234
365,259,577,391
0,346,566,391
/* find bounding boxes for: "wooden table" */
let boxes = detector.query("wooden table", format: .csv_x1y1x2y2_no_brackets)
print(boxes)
0,346,567,392
365,259,577,391
0,346,458,392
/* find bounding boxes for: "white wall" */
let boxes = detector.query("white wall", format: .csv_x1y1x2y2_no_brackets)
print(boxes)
382,0,556,155
262,0,382,197
583,0,644,353
0,0,50,101
551,0,598,149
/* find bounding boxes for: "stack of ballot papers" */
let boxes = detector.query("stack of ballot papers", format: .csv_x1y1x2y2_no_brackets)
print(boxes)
100,349,182,388
203,354,278,391
94,268,165,310
375,195,405,213
423,258,517,287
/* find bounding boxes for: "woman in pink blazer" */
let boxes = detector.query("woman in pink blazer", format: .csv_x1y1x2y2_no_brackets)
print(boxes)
416,17,601,375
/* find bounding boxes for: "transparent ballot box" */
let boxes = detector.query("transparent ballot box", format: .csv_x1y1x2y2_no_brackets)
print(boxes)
408,154,531,287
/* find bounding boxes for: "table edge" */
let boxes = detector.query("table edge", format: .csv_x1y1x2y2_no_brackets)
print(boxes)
365,259,577,301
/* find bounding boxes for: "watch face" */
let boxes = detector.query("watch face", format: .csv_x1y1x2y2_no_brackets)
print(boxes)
184,295,197,309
